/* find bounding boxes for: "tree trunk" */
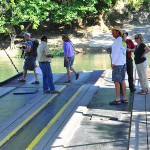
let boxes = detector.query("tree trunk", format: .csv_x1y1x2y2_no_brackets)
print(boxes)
9,25,16,50
99,14,109,33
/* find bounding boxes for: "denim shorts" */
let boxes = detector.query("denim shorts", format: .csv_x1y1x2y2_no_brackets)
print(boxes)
112,64,126,82
64,56,75,67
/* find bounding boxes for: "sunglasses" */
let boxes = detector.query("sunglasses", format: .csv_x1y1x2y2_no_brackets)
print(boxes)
135,37,139,39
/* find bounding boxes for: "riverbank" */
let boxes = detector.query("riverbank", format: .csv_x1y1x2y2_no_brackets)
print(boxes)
0,24,150,58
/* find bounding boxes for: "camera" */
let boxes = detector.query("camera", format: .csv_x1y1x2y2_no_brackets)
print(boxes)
20,46,26,59
20,46,26,50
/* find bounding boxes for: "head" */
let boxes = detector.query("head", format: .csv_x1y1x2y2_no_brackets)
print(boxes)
123,32,128,41
111,26,123,38
23,33,31,41
62,34,71,42
41,36,47,43
134,34,144,44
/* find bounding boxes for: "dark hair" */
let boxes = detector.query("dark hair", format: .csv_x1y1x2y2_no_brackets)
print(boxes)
123,32,128,36
62,34,71,42
41,36,47,42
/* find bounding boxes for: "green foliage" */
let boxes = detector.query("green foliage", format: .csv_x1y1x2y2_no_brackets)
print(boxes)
127,0,149,9
0,0,149,35
49,45,64,56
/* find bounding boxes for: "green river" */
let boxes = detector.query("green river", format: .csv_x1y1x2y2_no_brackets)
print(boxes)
0,52,111,82
1,52,150,82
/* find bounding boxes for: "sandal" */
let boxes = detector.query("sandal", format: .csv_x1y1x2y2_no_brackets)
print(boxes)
50,90,60,94
121,99,128,104
140,91,148,95
64,80,71,83
31,81,40,84
18,79,25,82
137,90,144,94
76,73,79,80
109,100,121,105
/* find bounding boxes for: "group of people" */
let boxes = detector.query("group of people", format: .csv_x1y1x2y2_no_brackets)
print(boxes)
18,27,150,103
110,26,150,105
18,33,79,94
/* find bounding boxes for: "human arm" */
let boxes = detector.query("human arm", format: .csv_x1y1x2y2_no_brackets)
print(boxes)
127,40,135,52
64,53,69,62
127,47,135,52
142,46,150,58
63,42,69,62
44,44,54,58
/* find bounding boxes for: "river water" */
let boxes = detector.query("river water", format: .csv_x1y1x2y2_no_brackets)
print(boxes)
0,52,111,82
1,52,150,82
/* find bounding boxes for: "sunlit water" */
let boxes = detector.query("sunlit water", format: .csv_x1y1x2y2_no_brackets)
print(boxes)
1,52,150,82
0,52,112,82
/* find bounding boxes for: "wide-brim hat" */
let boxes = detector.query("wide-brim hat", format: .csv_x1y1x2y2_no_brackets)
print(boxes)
111,26,123,36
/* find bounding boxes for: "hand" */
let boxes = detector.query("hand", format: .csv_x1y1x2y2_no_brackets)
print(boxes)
127,48,130,52
65,57,69,62
142,54,146,58
51,54,54,58
111,64,115,68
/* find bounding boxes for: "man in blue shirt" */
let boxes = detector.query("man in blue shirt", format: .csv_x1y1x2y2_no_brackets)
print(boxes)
18,33,39,84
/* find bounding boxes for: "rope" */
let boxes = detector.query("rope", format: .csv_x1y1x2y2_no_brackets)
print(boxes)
3,49,19,73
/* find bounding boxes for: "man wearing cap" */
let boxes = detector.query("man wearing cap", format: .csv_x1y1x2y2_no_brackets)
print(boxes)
18,33,39,84
37,36,59,94
109,26,127,105
123,32,136,93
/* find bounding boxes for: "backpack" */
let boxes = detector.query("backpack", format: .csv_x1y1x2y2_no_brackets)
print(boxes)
26,40,39,57
32,40,39,57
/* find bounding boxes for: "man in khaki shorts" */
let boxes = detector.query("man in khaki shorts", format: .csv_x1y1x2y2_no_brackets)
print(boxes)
109,26,127,105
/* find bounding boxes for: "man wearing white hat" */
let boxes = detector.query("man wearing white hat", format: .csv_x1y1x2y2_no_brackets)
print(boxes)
109,26,127,105
18,33,39,84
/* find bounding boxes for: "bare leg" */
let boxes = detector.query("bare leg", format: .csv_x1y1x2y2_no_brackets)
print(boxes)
66,67,71,80
121,81,127,100
34,69,38,81
114,81,120,101
70,67,77,75
23,70,27,80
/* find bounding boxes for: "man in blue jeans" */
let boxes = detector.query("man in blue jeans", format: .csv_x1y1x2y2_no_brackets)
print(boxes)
37,36,59,94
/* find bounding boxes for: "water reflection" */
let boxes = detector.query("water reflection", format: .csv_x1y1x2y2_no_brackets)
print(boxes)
1,52,150,82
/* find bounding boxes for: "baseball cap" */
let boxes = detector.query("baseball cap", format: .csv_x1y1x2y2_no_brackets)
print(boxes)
23,33,31,37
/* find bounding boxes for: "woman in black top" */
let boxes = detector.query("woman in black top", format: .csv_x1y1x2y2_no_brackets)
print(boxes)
134,34,150,95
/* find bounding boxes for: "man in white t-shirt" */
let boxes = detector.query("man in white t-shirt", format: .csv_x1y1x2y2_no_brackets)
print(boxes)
109,26,127,105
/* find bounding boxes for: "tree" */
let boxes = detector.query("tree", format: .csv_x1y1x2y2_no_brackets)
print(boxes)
0,0,57,49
